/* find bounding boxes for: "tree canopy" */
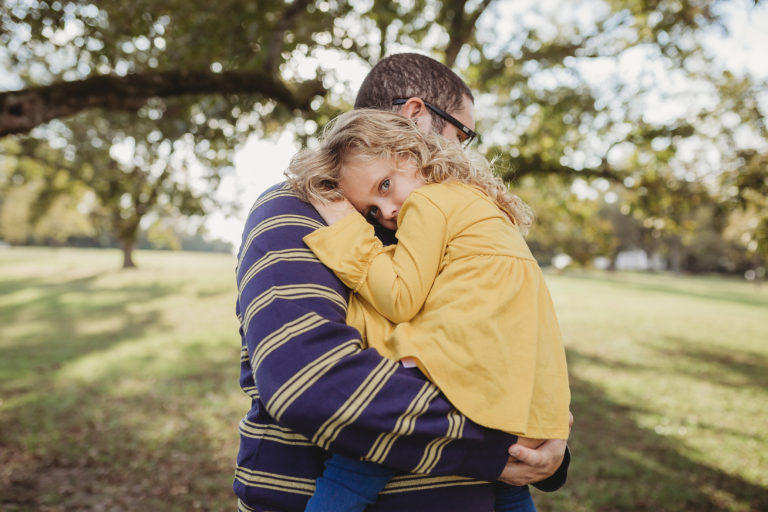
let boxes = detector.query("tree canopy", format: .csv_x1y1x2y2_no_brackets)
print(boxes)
0,0,765,271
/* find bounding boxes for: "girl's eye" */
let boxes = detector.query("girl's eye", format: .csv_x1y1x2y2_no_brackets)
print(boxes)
380,179,390,192
367,206,380,220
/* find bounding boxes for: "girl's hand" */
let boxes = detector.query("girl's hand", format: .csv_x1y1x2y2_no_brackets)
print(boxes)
310,197,358,225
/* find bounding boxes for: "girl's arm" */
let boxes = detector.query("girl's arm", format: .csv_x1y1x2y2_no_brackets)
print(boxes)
305,192,447,323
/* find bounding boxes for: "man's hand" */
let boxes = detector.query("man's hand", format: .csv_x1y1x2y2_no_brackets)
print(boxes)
498,439,567,486
310,197,358,225
498,411,573,486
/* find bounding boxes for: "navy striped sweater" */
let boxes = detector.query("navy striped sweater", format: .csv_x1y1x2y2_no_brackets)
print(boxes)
233,183,568,511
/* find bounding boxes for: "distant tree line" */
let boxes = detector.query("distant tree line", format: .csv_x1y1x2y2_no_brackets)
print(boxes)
519,175,763,277
0,157,232,253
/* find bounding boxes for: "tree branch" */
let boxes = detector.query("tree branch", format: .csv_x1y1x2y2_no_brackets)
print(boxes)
444,0,494,67
0,69,327,137
500,154,624,183
265,0,313,73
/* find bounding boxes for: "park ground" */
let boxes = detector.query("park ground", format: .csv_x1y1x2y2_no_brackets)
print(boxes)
0,247,766,511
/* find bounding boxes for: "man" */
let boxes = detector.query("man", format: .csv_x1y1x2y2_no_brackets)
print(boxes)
234,53,570,512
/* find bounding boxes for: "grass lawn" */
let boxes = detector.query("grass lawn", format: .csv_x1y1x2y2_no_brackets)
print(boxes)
1,247,766,511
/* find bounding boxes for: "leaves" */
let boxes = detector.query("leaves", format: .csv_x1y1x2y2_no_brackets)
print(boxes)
0,0,765,271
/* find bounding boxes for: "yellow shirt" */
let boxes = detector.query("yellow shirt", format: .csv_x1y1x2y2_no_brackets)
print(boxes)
303,182,570,439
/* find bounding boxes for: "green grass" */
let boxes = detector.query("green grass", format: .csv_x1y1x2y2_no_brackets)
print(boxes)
0,248,241,511
539,270,768,512
1,248,767,511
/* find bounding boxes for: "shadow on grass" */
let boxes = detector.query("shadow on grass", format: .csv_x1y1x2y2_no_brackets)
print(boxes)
0,358,239,511
651,336,768,392
196,286,233,299
554,271,768,309
535,350,768,512
0,251,242,510
0,274,180,383
1,328,239,512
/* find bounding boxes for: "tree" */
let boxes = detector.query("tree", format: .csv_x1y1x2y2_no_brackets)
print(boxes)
0,1,338,136
7,107,229,267
469,1,767,272
0,1,412,265
1,0,766,270
1,0,359,266
721,149,768,277
514,174,619,268
0,140,95,245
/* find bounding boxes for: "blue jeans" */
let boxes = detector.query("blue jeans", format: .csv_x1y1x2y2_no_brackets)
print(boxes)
305,454,537,512
304,454,394,512
494,482,537,512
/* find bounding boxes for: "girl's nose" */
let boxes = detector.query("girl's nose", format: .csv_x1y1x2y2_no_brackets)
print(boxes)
382,205,397,221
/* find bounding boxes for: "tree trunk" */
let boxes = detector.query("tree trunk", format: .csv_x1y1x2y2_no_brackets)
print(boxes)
608,244,623,272
113,211,142,269
668,242,682,274
121,241,136,269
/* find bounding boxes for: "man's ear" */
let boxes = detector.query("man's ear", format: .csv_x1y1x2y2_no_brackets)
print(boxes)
398,97,433,133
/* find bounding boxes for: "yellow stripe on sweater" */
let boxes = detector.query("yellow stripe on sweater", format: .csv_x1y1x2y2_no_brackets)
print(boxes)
366,382,439,464
250,312,329,369
312,358,399,450
267,340,361,421
238,248,319,295
234,466,315,495
239,214,323,267
242,284,346,336
238,418,313,446
413,409,465,474
237,498,257,512
241,385,260,401
247,184,297,216
380,474,482,494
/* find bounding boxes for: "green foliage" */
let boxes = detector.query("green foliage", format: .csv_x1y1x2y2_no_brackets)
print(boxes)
1,1,766,272
0,140,94,244
0,139,230,253
2,0,365,265
514,172,761,274
466,2,766,275
721,150,768,269
515,174,619,267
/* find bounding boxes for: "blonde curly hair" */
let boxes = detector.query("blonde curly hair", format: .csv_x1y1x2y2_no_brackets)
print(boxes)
286,109,533,234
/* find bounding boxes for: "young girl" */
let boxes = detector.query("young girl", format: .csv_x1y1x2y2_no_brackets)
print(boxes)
287,110,571,512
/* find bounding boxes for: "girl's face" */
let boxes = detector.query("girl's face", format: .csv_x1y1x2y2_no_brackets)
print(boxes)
339,155,424,230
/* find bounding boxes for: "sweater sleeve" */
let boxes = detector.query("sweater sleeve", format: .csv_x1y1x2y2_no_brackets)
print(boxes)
237,184,516,482
303,192,447,323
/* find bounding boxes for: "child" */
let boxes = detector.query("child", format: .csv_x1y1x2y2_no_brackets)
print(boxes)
287,110,571,512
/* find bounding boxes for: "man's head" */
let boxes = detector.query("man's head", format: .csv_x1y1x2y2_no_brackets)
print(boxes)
354,53,476,146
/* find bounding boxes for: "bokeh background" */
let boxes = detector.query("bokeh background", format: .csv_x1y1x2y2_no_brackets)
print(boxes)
1,1,766,510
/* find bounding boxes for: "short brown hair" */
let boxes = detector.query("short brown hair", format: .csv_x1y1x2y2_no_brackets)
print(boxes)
354,53,474,133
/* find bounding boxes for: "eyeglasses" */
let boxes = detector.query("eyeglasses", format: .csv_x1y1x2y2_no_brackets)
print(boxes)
393,98,477,147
